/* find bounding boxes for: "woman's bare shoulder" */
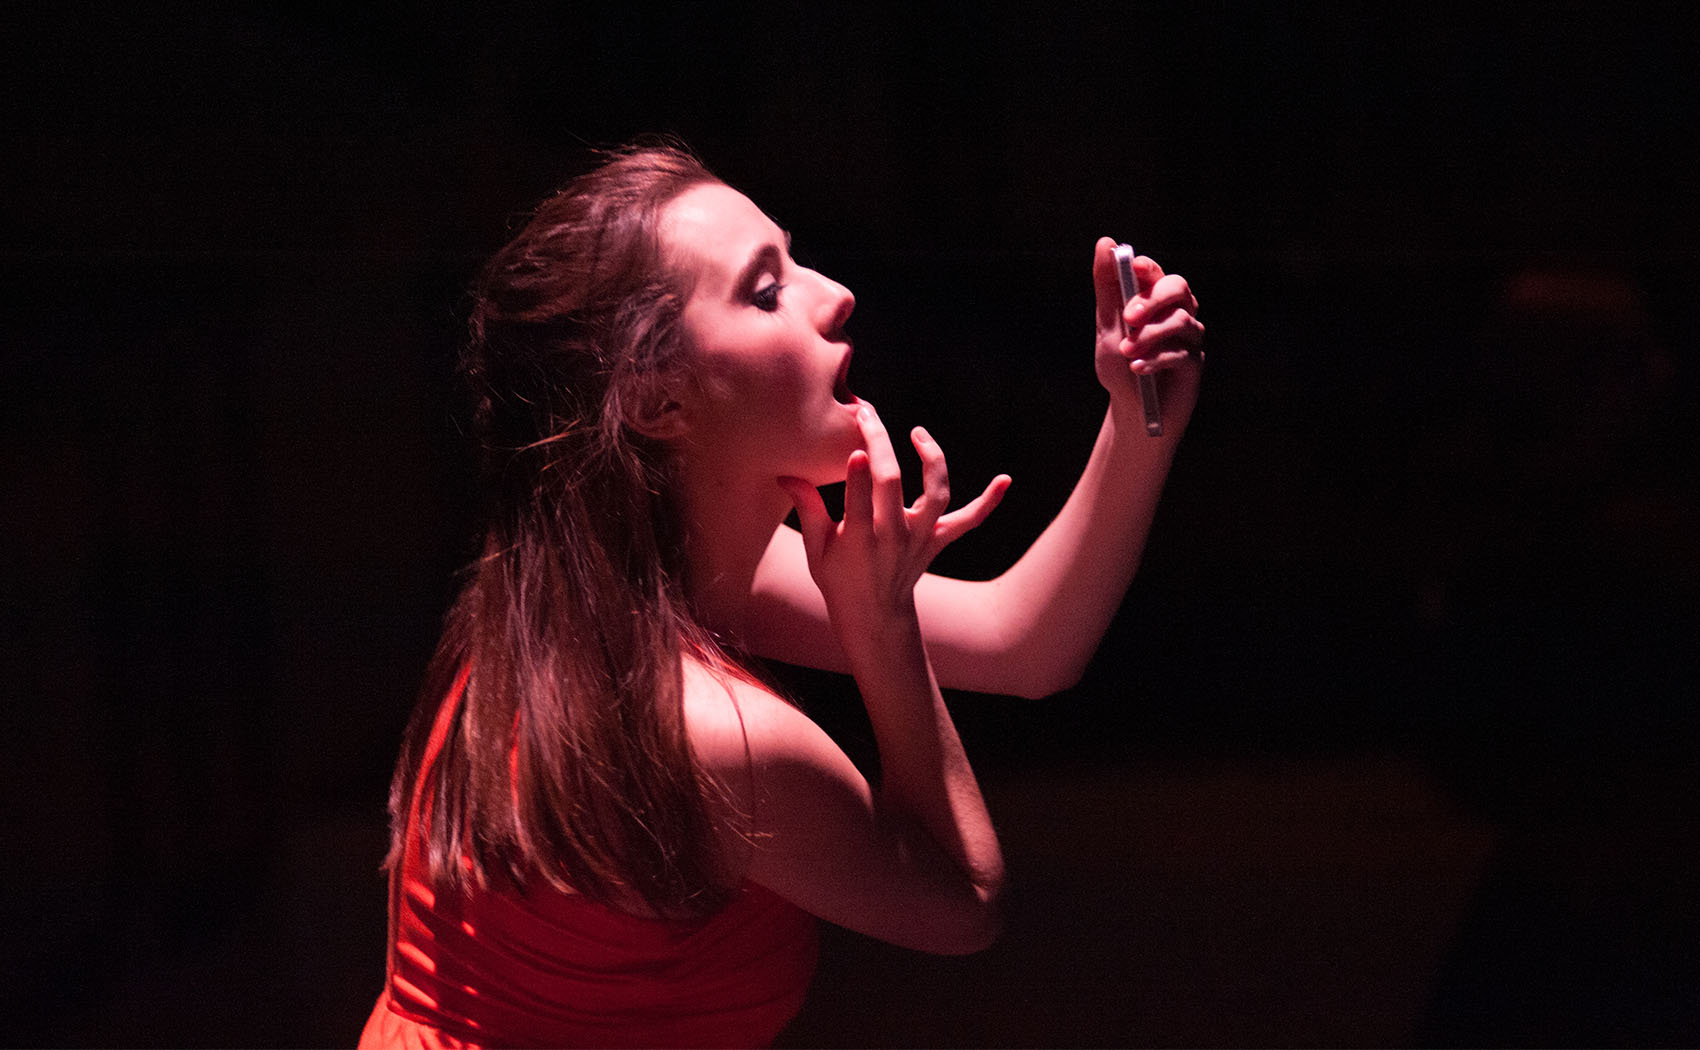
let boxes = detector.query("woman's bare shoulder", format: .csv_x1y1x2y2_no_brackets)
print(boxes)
680,653,871,891
681,653,818,770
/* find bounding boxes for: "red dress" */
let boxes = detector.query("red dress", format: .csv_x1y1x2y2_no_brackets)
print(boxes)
360,668,818,1048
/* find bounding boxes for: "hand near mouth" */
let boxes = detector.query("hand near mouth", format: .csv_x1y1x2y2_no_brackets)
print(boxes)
778,401,1011,629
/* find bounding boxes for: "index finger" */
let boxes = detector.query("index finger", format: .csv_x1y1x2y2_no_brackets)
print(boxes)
1133,255,1168,293
855,403,905,535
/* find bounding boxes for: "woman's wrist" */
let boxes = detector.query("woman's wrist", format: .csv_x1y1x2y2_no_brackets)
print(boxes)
831,598,930,682
831,594,922,653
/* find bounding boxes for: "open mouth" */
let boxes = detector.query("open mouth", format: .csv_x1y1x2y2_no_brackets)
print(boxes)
832,345,856,405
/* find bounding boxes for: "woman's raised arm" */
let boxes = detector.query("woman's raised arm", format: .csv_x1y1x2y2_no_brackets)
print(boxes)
744,241,1203,698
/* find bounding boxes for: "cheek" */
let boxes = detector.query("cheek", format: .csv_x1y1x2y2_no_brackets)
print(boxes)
699,342,812,415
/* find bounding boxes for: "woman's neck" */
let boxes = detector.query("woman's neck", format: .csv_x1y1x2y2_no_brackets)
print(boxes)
674,460,793,648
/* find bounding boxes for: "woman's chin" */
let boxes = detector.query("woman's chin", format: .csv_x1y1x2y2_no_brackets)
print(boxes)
781,412,865,487
798,463,850,489
800,448,859,489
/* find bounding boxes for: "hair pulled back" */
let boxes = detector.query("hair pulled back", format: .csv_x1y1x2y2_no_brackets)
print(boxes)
388,143,734,917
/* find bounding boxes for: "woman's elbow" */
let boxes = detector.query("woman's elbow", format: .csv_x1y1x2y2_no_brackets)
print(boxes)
960,889,1006,954
987,623,1094,698
924,882,1005,956
1002,656,1087,700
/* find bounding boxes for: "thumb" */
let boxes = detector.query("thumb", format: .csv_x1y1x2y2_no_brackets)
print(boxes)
777,476,833,566
1092,236,1127,336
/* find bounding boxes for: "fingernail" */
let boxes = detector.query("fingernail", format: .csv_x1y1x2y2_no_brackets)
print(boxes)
913,426,932,444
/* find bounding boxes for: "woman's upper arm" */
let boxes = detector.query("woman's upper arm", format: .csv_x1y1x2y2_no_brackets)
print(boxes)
685,665,999,954
747,526,1053,697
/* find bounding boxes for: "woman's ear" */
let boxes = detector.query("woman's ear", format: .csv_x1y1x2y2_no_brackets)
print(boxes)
624,381,690,441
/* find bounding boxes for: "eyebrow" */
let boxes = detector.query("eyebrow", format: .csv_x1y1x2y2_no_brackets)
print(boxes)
730,230,793,298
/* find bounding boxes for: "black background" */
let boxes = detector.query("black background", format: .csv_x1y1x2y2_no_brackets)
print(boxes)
4,3,1698,1046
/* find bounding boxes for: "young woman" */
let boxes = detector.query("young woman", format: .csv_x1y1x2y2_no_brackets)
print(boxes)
360,143,1203,1048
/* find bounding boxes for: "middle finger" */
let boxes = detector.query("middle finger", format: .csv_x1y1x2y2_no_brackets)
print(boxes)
908,426,951,534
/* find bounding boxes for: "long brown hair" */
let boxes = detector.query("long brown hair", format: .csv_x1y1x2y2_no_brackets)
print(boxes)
386,142,736,917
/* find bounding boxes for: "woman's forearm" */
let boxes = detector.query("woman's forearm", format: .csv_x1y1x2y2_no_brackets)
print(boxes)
920,246,1203,698
747,403,1183,699
966,397,1182,696
840,604,1005,920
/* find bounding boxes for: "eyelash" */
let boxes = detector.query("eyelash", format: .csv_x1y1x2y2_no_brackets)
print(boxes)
752,281,784,312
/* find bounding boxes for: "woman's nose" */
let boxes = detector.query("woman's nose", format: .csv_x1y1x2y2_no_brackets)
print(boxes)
816,273,855,336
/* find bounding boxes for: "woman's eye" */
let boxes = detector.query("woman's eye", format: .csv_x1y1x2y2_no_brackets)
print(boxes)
752,282,784,312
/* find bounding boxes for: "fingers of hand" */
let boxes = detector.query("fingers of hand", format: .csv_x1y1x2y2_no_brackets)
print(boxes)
908,427,951,534
779,475,833,566
1121,273,1203,367
1092,237,1125,334
854,403,906,535
1121,273,1198,329
934,473,1011,548
842,449,873,533
1125,313,1206,368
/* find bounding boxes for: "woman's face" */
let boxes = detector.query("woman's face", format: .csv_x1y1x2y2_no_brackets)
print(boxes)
661,183,863,487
